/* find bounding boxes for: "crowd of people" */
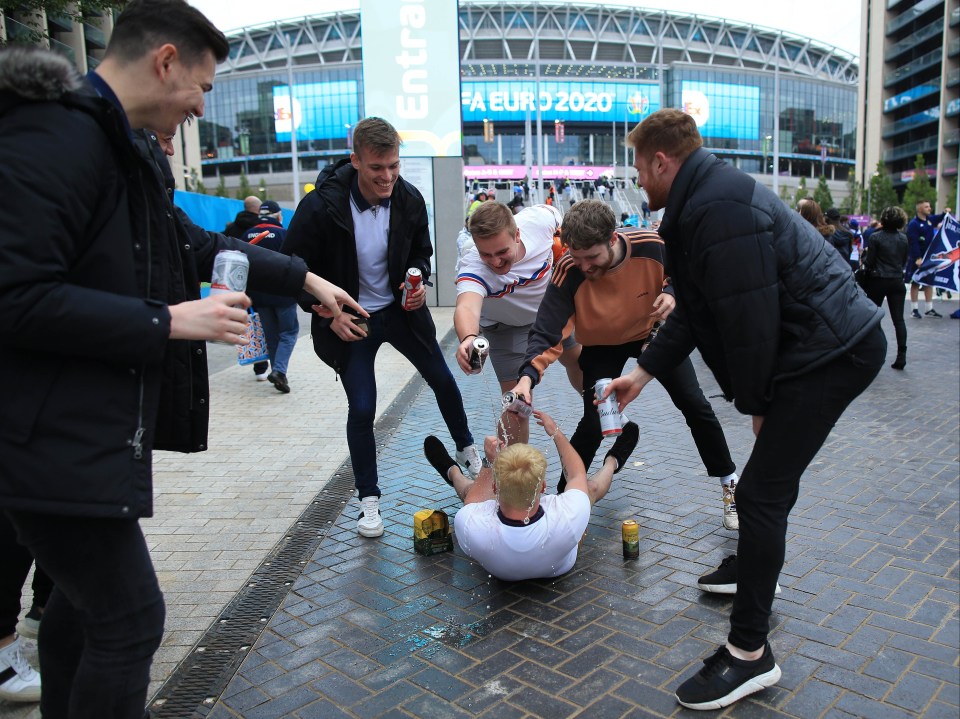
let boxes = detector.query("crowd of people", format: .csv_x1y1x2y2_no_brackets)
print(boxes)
0,1,953,717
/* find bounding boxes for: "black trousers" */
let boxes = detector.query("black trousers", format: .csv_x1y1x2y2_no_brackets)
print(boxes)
863,276,907,354
4,510,165,719
0,511,53,637
571,341,736,477
730,326,886,650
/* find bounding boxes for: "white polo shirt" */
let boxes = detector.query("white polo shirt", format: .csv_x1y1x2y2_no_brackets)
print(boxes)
350,180,394,312
453,489,591,581
455,204,562,327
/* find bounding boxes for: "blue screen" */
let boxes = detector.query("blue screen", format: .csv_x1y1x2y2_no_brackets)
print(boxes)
681,81,760,140
272,81,360,142
461,81,660,123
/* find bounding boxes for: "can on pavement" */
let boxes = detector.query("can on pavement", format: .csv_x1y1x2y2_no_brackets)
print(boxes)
401,268,422,310
468,336,489,374
594,378,622,436
210,249,249,296
413,509,453,556
501,391,533,417
622,519,639,559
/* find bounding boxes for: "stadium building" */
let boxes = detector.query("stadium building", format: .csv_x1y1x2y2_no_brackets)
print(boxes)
198,1,859,203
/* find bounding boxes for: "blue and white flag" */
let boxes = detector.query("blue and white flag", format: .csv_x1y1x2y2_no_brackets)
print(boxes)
911,213,960,293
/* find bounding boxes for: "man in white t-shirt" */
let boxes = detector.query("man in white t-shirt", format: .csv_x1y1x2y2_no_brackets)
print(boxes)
423,411,639,582
455,202,582,443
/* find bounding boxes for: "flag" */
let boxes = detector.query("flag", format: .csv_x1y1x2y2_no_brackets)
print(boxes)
911,213,960,293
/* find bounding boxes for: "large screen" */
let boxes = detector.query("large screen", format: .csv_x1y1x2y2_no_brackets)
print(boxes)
681,81,760,140
273,81,360,143
461,80,661,124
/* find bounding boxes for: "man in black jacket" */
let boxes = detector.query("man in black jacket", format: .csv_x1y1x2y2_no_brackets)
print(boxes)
224,195,264,238
606,109,886,711
283,117,480,539
0,3,362,717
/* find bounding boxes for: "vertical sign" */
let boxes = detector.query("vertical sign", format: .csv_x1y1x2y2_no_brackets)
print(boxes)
360,0,462,157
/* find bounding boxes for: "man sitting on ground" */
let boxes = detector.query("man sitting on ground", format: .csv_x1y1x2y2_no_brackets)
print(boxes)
423,411,638,581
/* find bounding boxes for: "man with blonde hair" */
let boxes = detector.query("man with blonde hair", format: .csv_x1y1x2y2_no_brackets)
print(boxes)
423,413,638,581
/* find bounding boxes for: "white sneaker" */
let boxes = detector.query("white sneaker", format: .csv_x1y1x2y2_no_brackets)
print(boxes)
357,496,384,538
255,370,270,381
0,638,41,703
455,444,483,479
722,480,739,531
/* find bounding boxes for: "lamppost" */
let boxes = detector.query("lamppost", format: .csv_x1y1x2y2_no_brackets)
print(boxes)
258,182,265,200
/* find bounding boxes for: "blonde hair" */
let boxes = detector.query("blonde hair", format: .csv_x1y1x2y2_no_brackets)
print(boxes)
494,443,547,511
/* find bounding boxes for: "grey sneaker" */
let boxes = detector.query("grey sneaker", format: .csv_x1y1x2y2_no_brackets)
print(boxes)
722,481,739,531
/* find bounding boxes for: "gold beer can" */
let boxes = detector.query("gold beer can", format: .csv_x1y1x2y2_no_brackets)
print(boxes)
413,509,454,556
622,519,639,559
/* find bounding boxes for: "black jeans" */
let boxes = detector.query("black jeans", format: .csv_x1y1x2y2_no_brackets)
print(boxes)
863,276,907,353
571,341,736,476
0,511,53,637
730,325,886,651
4,511,165,719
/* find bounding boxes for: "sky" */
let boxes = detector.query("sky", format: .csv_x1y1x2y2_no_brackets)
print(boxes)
189,0,862,57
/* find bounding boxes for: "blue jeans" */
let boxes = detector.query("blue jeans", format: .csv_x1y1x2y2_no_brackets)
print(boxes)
340,304,473,499
258,304,299,375
4,510,165,719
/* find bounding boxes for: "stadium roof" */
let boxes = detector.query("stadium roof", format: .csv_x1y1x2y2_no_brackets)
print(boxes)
219,1,857,85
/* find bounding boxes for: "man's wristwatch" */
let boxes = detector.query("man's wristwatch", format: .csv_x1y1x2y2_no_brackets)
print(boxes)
481,457,492,469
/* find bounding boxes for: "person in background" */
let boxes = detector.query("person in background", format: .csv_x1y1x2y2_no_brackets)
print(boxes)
224,195,263,238
906,199,952,318
242,201,299,393
825,207,854,270
860,206,910,370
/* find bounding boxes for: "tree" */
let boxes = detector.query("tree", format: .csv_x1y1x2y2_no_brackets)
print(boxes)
813,176,833,211
188,169,206,195
794,177,809,206
778,184,792,206
1,1,127,44
842,175,863,215
868,160,897,217
235,172,253,200
214,176,228,198
901,155,935,216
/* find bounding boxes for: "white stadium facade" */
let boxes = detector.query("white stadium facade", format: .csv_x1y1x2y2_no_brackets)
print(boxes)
199,1,859,204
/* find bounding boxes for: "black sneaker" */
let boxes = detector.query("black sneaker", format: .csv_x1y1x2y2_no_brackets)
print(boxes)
676,643,781,710
925,308,943,318
911,309,923,319
604,422,639,473
268,371,290,394
424,436,457,486
698,555,782,595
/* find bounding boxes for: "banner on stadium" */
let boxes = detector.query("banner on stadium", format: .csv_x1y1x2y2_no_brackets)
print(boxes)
911,213,960,293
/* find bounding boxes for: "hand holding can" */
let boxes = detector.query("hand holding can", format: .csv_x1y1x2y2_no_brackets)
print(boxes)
401,268,422,310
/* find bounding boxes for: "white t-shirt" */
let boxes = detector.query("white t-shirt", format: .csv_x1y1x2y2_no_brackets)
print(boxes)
455,204,561,327
454,489,591,581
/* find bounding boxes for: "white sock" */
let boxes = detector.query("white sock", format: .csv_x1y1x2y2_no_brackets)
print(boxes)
720,472,738,487
911,301,920,310
926,302,935,312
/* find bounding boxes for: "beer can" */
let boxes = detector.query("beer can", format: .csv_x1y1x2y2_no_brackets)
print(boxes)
594,378,622,436
501,391,533,417
210,250,249,295
401,267,422,310
622,519,639,559
468,336,489,374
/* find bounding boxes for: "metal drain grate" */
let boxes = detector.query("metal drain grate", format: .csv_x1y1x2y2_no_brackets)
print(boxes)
147,345,439,718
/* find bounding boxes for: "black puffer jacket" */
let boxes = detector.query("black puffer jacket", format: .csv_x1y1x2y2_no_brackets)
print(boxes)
282,158,437,373
638,149,883,416
0,49,306,518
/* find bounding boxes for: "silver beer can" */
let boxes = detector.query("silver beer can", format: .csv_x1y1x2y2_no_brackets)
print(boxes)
501,391,533,417
468,337,489,374
594,378,622,436
210,250,249,295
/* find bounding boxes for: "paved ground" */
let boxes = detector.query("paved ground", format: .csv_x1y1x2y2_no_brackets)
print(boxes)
2,302,958,719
